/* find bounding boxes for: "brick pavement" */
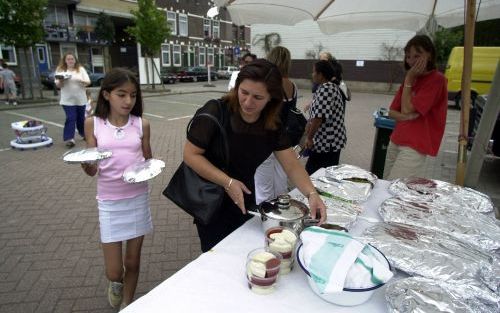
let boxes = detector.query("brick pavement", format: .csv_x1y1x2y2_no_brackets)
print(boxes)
0,81,498,312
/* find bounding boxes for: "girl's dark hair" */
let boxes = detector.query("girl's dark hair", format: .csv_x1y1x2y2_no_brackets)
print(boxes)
329,59,343,84
404,34,437,71
222,59,283,130
94,68,143,118
314,60,335,82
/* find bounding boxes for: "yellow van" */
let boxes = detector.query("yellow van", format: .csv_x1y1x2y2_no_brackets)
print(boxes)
444,46,500,108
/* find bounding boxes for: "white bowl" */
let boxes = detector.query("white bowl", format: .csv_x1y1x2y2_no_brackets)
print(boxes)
296,243,391,306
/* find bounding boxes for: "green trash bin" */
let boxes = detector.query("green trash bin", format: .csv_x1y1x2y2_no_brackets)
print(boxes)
370,108,396,179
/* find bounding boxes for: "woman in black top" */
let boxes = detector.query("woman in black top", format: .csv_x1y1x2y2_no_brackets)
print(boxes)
184,59,327,252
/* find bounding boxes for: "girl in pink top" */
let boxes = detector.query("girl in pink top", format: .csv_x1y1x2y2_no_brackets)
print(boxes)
81,68,152,310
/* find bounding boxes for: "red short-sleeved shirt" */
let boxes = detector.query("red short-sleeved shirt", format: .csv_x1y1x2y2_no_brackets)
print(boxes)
389,70,448,156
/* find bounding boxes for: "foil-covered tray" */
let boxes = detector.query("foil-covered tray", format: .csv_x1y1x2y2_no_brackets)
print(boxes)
54,72,71,80
311,176,372,203
379,197,500,252
386,277,500,313
122,159,165,183
389,177,494,214
63,147,112,164
324,164,378,186
361,222,500,292
291,193,363,230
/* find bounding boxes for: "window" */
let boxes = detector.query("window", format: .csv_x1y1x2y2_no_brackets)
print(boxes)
173,45,181,66
44,6,57,24
167,11,177,35
212,20,220,39
161,44,171,66
199,47,206,66
0,45,17,65
179,14,188,37
203,19,211,37
207,47,214,66
74,13,87,26
56,6,69,25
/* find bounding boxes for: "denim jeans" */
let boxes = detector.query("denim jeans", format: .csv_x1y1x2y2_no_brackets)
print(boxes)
62,105,86,141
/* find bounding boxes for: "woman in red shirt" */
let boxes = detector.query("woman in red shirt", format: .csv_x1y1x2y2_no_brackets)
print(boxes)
384,35,448,180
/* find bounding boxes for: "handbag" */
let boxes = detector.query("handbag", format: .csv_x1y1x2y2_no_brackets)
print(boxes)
163,102,229,225
285,106,307,146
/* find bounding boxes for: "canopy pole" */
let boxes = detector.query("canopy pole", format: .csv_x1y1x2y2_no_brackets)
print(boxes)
455,0,476,186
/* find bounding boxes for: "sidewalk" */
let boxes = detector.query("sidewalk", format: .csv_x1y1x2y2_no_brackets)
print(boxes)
0,81,229,111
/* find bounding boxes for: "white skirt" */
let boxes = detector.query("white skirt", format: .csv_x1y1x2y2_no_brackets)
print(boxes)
98,192,153,243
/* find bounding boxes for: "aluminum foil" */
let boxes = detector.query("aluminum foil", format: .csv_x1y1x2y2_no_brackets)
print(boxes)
310,176,372,203
291,194,363,230
389,177,494,214
386,277,500,313
361,222,500,292
62,147,112,164
324,164,378,185
379,197,500,252
122,159,165,183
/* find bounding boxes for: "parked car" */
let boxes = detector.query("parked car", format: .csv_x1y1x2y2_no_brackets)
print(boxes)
176,66,218,82
216,66,238,79
40,67,104,89
160,70,178,84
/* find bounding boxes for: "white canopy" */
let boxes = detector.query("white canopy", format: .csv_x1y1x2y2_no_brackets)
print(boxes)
214,0,500,34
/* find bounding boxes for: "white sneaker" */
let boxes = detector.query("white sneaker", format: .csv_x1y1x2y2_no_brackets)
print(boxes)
12,101,17,106
107,281,123,308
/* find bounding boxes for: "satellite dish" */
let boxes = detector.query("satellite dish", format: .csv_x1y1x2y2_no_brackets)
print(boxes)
207,6,219,18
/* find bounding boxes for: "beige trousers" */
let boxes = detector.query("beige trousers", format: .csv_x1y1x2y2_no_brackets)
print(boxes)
383,142,427,180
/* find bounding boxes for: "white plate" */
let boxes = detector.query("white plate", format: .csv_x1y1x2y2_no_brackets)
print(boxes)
63,147,112,164
122,159,165,183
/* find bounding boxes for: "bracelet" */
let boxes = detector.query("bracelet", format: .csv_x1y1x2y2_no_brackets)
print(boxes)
404,83,412,88
306,191,318,199
225,178,233,190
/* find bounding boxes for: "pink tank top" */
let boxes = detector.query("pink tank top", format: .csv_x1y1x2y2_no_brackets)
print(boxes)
94,115,148,200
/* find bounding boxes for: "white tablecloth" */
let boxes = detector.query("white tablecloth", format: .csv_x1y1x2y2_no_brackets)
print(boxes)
123,180,394,313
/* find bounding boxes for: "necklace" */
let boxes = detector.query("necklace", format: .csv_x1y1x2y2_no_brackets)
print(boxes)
106,118,128,140
114,127,125,139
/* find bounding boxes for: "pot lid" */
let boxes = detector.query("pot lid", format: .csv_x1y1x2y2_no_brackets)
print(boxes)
259,194,309,221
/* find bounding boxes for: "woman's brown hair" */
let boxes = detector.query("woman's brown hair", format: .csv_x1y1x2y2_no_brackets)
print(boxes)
404,34,437,71
222,59,283,130
56,52,83,72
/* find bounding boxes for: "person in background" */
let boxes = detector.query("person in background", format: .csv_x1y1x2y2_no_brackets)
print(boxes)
183,59,327,252
254,46,298,204
228,52,257,91
305,60,347,175
0,62,18,106
384,35,447,180
81,68,153,310
55,52,90,147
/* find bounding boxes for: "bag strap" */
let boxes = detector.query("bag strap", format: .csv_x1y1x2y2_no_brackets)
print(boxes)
186,101,230,169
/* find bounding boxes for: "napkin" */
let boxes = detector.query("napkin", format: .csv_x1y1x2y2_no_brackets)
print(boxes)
300,226,393,293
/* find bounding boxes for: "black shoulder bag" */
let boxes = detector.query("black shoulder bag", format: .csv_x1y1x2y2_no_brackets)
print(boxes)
283,84,307,146
162,102,229,225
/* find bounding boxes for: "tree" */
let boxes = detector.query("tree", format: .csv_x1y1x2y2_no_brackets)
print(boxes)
305,42,326,59
0,0,47,99
433,26,463,66
95,12,115,72
380,41,404,92
252,33,281,54
95,12,115,44
126,0,170,89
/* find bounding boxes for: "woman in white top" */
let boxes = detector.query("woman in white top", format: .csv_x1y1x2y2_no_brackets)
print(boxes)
55,52,90,147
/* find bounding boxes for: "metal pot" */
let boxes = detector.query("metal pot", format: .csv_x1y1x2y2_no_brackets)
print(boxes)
259,194,317,234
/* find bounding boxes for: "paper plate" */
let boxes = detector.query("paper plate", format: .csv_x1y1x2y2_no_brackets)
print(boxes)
63,147,112,164
122,159,165,183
